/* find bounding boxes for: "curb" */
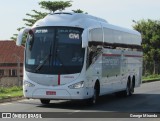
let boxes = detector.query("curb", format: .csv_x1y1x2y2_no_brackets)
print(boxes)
0,96,25,103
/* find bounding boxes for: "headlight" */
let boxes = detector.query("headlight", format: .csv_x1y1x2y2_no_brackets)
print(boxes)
24,81,35,87
68,81,84,89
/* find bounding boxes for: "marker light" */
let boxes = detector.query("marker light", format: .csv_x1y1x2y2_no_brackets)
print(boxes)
24,81,35,87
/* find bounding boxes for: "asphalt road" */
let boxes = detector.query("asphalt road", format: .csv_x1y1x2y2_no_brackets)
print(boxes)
0,81,160,121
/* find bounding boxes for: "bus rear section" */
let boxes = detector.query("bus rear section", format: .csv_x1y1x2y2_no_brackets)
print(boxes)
85,46,142,101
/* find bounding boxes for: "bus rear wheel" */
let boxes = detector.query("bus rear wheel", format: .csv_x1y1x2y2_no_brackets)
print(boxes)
123,80,133,96
40,99,50,104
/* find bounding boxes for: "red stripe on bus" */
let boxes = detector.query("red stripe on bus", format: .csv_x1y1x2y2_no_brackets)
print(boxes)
124,55,142,58
102,54,121,56
58,74,60,85
102,54,142,58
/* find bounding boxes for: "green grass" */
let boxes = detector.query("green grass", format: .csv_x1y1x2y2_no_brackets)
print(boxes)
142,74,160,82
0,86,23,99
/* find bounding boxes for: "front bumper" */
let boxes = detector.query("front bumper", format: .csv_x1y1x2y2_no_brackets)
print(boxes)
23,86,92,100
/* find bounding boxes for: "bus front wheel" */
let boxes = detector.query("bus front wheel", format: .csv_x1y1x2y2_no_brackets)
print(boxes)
87,82,100,105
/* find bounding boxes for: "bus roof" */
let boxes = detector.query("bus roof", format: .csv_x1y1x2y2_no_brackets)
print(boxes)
32,12,141,45
33,12,140,34
33,12,106,28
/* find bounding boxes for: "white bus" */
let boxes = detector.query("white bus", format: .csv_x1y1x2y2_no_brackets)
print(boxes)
16,12,142,104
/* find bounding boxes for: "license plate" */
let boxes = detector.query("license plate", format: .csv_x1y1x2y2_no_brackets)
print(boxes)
46,91,56,95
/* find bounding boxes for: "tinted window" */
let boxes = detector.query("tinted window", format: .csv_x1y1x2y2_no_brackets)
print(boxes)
25,27,85,74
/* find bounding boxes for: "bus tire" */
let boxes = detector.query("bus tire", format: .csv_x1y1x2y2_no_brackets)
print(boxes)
123,79,132,96
87,89,98,105
131,76,135,94
120,78,134,97
93,88,98,104
87,81,100,105
40,99,50,104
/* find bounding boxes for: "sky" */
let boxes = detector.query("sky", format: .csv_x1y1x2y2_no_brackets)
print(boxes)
0,0,160,40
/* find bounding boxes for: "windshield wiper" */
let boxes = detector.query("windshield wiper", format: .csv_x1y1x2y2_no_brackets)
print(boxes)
35,44,52,72
35,54,51,72
55,51,70,74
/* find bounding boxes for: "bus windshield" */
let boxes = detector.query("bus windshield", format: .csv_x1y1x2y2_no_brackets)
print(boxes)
25,27,85,74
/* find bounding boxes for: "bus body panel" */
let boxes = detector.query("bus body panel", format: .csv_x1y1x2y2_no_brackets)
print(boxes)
85,48,142,97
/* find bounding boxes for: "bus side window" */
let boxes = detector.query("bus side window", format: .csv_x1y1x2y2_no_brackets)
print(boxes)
87,45,102,68
89,51,94,66
87,28,103,68
86,48,94,68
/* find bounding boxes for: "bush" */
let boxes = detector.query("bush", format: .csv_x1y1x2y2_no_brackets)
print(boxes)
0,86,22,94
147,74,160,78
143,74,160,81
0,88,9,93
9,86,22,92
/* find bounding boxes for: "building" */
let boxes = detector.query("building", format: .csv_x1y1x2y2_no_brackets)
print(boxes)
0,40,24,87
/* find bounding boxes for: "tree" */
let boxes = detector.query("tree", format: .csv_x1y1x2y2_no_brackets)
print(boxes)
23,10,47,27
133,19,160,75
39,1,72,12
12,1,87,44
72,9,87,14
24,1,72,27
11,1,72,41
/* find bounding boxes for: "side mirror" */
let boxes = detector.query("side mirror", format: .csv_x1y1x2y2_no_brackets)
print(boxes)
16,28,31,46
82,29,89,48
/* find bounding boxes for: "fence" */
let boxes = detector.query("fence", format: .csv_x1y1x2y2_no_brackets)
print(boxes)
0,77,22,87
